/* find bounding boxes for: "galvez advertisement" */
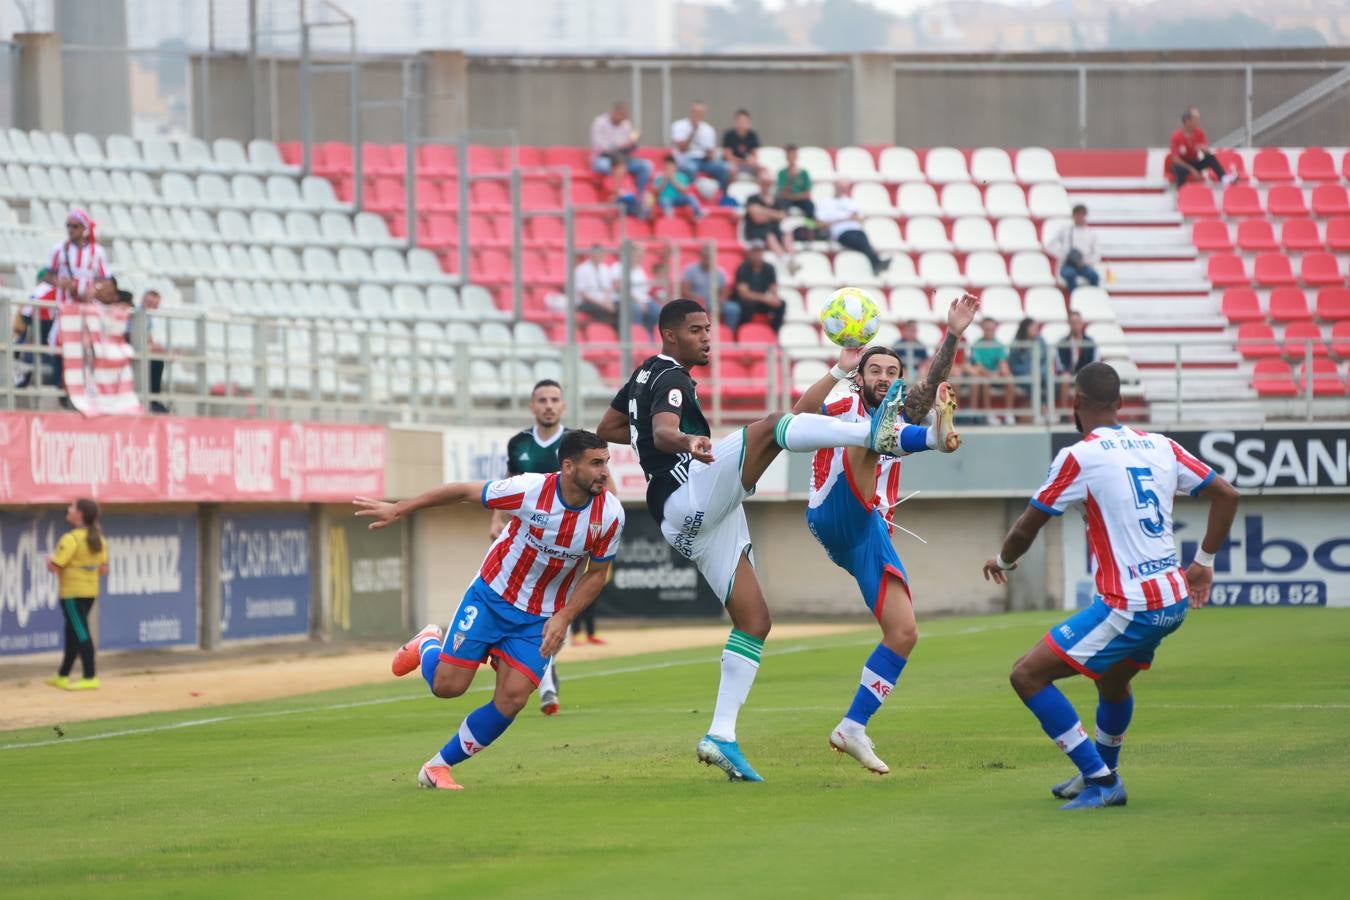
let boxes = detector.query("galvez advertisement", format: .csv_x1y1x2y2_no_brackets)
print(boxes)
0,412,385,503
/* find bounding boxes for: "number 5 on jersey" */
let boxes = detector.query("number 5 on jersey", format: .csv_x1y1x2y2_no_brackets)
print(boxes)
1126,467,1165,538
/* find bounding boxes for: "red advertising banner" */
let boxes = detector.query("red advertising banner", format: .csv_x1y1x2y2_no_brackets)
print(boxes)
0,412,384,503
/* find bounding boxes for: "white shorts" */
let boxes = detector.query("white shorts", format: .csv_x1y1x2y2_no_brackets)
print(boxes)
659,429,755,604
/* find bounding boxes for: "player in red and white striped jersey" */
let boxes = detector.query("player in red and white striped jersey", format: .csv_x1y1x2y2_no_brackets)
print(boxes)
48,208,112,304
984,362,1238,809
356,430,624,790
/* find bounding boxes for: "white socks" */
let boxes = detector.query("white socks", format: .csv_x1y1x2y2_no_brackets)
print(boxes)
775,413,870,452
709,652,759,742
539,659,558,695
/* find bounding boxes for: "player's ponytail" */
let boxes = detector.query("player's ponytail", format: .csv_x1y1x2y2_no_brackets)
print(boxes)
76,497,103,554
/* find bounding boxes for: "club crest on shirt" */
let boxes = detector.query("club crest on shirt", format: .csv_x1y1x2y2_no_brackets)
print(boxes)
589,522,603,544
668,388,682,407
452,633,465,652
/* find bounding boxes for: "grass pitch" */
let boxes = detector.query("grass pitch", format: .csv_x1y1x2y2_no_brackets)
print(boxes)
3,609,1348,899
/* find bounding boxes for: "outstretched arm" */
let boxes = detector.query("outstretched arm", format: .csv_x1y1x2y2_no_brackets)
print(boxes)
983,505,1053,584
354,481,487,530
904,293,980,424
792,347,862,415
1185,475,1240,608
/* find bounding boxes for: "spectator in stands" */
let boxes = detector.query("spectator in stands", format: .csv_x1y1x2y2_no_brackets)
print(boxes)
574,245,620,327
49,207,111,305
128,289,169,414
815,181,890,275
722,109,761,181
13,267,58,388
728,241,782,334
591,101,652,195
892,320,930,377
969,317,1013,424
1048,204,1102,292
1170,107,1237,188
602,156,646,220
744,169,797,267
680,244,730,314
1009,317,1052,421
670,101,730,191
776,144,814,219
1056,311,1098,408
651,155,702,219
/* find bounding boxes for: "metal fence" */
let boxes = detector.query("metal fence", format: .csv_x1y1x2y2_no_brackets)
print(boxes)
4,294,1346,429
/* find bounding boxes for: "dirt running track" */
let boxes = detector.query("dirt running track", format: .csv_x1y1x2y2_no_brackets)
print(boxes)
0,624,860,732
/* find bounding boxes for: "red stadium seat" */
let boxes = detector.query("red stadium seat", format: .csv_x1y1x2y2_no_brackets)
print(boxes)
1234,219,1277,252
1221,185,1263,217
1327,218,1350,252
1253,254,1296,287
1297,358,1343,396
1280,218,1323,252
1331,321,1350,359
333,177,355,203
1177,184,1218,217
1300,252,1344,287
467,145,507,173
737,322,779,348
574,214,617,247
468,213,505,247
1214,150,1246,182
277,141,302,166
1344,152,1350,181
1236,322,1280,359
1252,149,1295,183
570,180,603,205
654,216,695,241
618,217,654,241
361,143,395,176
1252,359,1297,397
314,141,352,177
1221,288,1263,324
1311,185,1350,217
471,248,512,283
417,178,455,212
526,216,565,248
544,146,592,175
470,179,510,212
696,216,739,243
1316,288,1350,323
367,177,405,214
1207,254,1249,287
521,180,561,210
1267,288,1311,323
1267,186,1308,218
1283,321,1328,359
1191,220,1232,251
1296,148,1338,182
422,212,459,250
515,146,545,169
418,144,458,177
582,322,619,344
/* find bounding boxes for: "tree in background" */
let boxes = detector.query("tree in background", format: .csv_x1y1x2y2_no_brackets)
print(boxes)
702,0,789,51
1108,12,1326,49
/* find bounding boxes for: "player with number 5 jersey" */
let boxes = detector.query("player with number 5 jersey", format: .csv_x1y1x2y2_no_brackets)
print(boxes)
355,430,624,791
983,362,1239,810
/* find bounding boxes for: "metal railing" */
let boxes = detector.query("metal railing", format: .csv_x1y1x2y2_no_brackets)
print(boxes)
4,294,1346,429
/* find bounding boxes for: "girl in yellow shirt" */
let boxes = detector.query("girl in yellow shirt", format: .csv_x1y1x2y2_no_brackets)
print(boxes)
45,498,109,691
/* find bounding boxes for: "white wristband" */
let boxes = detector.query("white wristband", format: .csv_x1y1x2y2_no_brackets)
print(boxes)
996,554,1016,571
1192,548,1216,568
830,364,851,381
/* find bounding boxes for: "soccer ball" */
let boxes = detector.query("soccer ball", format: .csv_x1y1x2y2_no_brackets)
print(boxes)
819,287,881,348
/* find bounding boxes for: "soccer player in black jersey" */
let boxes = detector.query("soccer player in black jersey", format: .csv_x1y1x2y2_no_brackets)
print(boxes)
595,298,934,781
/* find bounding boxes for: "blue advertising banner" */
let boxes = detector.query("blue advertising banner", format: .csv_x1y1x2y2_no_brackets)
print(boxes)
0,512,65,656
100,514,199,649
219,512,311,639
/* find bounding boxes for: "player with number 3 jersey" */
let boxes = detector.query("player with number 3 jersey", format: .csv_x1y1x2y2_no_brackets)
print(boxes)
355,430,624,791
983,362,1238,810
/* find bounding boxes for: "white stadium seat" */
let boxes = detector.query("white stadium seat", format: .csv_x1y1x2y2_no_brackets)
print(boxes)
1023,286,1069,322
996,217,1042,253
896,182,941,218
880,252,922,287
1070,286,1115,323
918,251,965,287
863,216,906,253
965,251,1011,288
797,146,836,182
970,147,1015,183
1028,183,1073,219
940,182,985,218
924,147,969,184
249,139,297,175
1010,252,1057,288
780,287,811,323
756,146,786,177
1015,147,1060,184
985,183,1029,219
878,146,923,183
979,286,1024,322
888,287,937,323
302,175,343,209
905,216,951,252
834,146,881,182
952,217,997,253
266,175,305,211
852,182,897,216
834,250,880,287
790,251,835,288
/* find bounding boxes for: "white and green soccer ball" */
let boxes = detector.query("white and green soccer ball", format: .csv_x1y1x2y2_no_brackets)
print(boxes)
819,287,881,348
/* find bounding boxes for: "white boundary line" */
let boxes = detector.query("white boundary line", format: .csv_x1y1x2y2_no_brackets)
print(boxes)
0,619,1029,752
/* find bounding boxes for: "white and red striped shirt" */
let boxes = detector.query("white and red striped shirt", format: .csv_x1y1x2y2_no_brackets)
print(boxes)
48,240,112,304
1033,425,1215,612
478,471,625,617
807,392,906,524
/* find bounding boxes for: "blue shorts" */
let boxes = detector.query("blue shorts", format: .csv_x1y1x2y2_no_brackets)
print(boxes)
1044,597,1188,680
806,479,909,617
438,578,548,686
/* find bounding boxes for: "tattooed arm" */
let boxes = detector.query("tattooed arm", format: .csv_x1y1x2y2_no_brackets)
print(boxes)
903,293,980,424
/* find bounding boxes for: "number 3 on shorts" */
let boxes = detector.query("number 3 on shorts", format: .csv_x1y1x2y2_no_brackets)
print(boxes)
457,605,479,632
